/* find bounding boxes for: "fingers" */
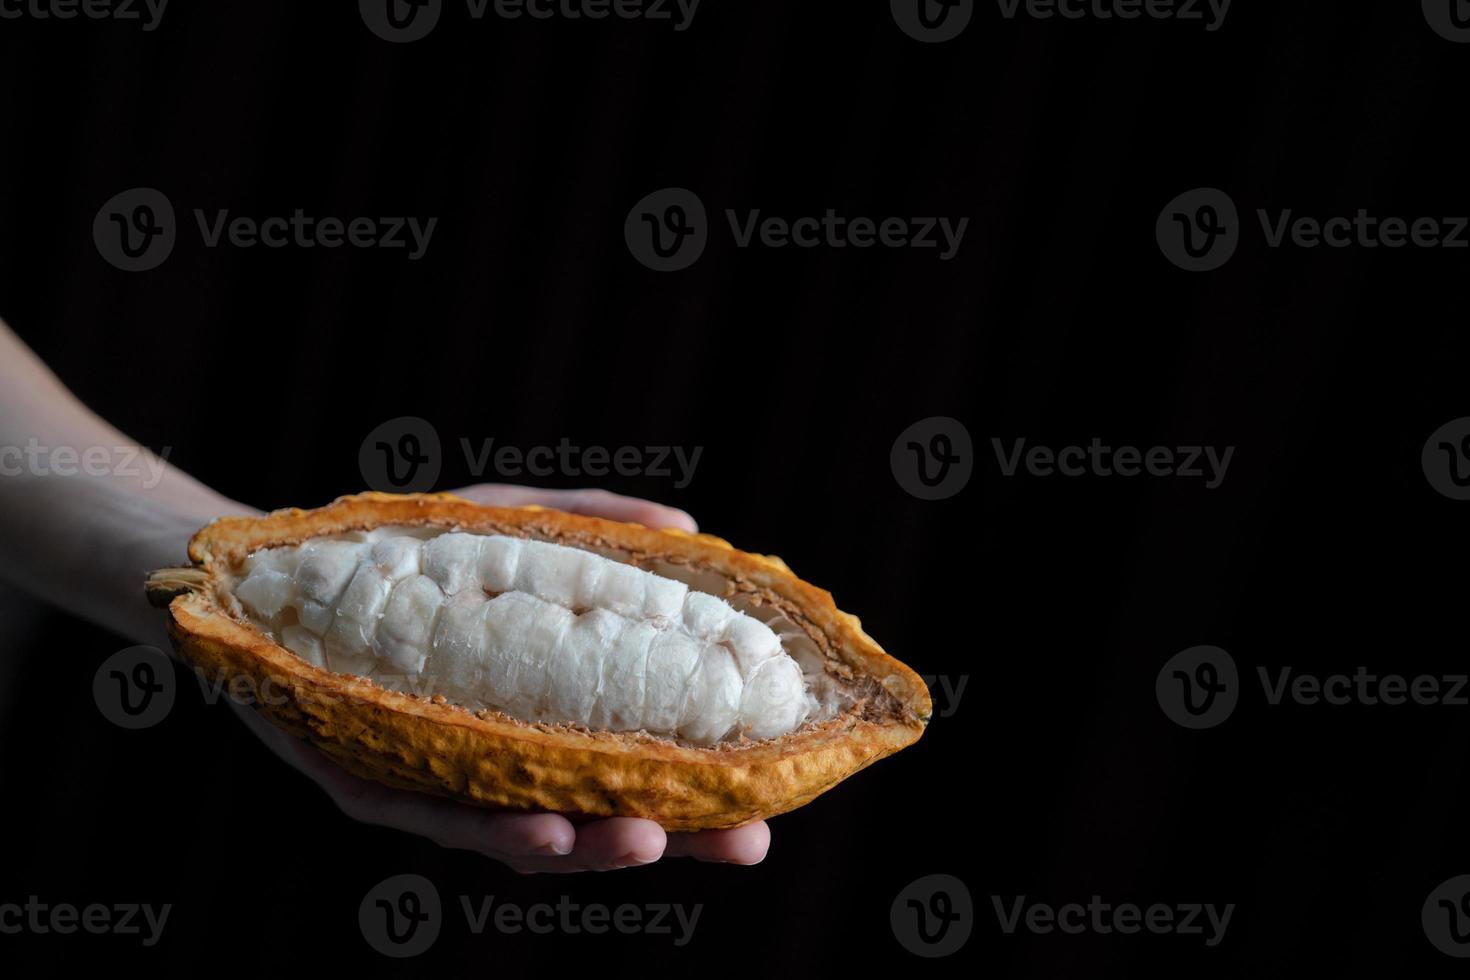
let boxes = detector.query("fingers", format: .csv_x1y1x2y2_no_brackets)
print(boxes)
309,745,767,873
342,787,579,863
227,703,662,873
295,750,584,863
664,822,771,865
228,703,775,873
552,488,697,534
448,483,697,533
562,817,667,871
226,702,578,863
437,818,670,876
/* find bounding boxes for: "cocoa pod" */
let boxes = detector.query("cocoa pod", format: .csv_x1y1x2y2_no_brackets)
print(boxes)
147,492,931,831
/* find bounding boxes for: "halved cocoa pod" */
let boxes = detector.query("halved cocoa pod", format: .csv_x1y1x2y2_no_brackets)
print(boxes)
146,492,930,831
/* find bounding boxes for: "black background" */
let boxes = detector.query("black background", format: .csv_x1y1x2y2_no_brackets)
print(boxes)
1,1,1468,975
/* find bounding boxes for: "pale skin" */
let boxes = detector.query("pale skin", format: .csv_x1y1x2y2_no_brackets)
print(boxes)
0,320,771,873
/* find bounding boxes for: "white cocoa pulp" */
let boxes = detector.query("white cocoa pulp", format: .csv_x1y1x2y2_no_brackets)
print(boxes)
226,527,826,745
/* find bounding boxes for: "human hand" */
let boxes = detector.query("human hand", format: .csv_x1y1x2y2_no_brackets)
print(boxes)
0,325,767,870
226,484,771,873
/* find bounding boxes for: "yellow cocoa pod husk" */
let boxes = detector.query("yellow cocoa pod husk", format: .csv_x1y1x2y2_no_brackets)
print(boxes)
146,491,931,831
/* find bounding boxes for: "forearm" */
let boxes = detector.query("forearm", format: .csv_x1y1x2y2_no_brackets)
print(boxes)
0,321,247,646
